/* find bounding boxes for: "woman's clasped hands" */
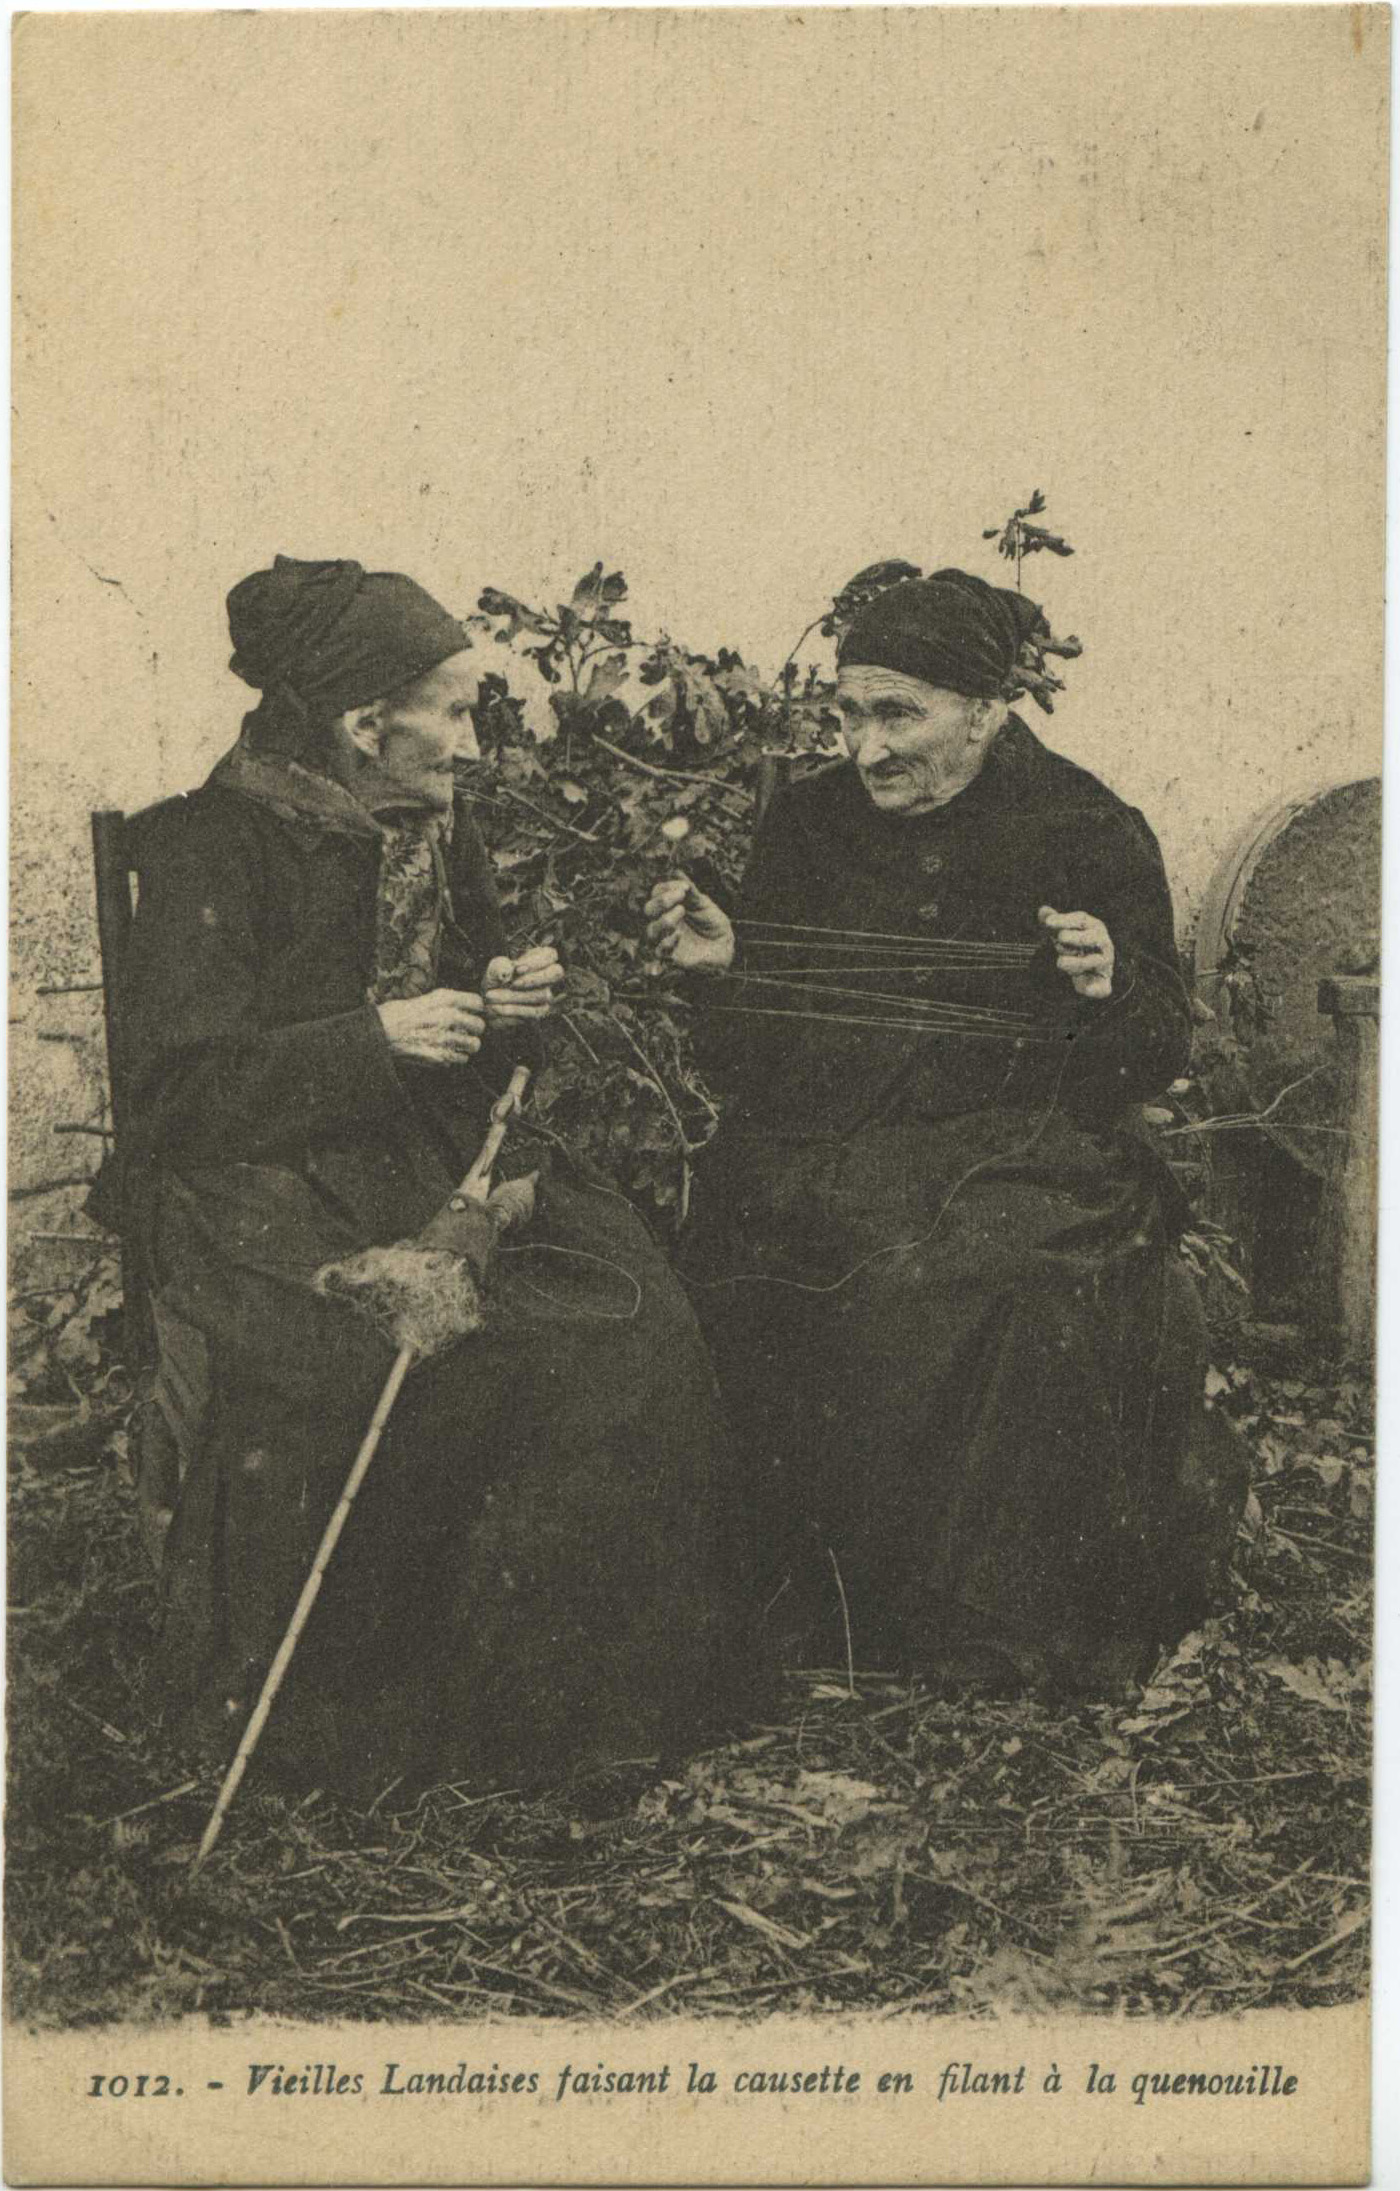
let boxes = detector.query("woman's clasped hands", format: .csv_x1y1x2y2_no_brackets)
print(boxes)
377,945,565,1065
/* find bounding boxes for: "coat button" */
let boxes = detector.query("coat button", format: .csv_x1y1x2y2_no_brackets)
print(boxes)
917,900,941,924
920,851,945,876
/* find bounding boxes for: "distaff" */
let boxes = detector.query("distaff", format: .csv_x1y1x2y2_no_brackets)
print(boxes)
193,1065,535,1870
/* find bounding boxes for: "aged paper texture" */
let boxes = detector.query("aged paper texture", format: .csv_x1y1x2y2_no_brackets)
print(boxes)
9,7,1385,2186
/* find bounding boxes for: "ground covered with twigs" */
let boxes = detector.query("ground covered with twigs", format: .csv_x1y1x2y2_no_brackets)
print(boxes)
7,1273,1371,2029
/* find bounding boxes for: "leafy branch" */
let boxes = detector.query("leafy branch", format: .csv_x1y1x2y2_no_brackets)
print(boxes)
982,487,1075,590
467,530,1084,1218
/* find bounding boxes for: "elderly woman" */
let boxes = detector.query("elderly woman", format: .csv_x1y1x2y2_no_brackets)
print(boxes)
647,570,1245,1698
117,555,763,1801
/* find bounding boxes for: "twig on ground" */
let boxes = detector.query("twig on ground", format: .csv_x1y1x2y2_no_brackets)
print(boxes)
1277,1907,1368,1974
909,1870,1056,1954
92,1779,202,1831
1153,1858,1318,1967
617,1968,714,2017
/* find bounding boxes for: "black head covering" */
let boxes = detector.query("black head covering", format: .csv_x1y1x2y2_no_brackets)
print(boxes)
227,555,470,750
837,568,1046,700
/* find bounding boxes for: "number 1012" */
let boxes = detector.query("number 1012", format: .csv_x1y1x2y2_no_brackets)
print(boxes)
87,2074,175,2098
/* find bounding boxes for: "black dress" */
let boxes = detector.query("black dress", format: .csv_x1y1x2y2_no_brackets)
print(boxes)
117,755,767,1799
682,720,1247,1691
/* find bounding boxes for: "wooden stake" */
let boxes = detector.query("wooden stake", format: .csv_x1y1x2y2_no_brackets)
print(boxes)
192,1064,532,1871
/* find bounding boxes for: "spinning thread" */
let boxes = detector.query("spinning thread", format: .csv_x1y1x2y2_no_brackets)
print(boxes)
713,918,1053,1042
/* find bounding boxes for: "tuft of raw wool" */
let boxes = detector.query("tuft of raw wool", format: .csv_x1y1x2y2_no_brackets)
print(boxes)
314,1244,484,1358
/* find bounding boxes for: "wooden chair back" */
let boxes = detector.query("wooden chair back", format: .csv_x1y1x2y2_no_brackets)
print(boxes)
89,800,185,1370
90,811,139,1150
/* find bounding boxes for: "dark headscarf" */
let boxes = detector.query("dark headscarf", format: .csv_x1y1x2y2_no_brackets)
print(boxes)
227,555,470,752
837,569,1046,700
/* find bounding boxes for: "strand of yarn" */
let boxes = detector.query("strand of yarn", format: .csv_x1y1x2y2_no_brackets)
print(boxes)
496,1241,644,1322
736,918,1039,961
686,1051,1073,1299
727,972,1040,1026
704,1002,1059,1042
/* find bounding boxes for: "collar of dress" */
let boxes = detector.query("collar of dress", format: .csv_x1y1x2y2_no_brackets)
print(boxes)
207,732,456,848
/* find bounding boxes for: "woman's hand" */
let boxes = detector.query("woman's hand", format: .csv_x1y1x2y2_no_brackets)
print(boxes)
644,875,736,973
377,988,486,1065
482,945,565,1025
1038,906,1115,1000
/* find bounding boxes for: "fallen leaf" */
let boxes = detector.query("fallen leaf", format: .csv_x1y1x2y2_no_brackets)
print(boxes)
1261,1656,1350,1711
791,1770,881,1825
1300,1456,1347,1488
1119,1709,1191,1737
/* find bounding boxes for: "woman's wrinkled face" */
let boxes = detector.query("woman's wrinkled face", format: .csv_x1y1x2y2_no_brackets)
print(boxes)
832,666,996,815
375,650,482,810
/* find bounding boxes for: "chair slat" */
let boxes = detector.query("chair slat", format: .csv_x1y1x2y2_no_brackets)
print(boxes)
89,808,155,1368
90,810,134,1141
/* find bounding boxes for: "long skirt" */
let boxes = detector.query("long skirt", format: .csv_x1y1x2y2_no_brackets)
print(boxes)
682,1110,1248,1692
150,1157,768,1801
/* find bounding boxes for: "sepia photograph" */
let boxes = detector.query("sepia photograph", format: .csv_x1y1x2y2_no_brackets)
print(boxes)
6,7,1384,2184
